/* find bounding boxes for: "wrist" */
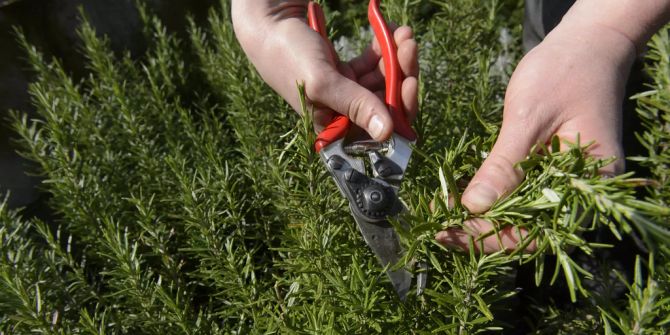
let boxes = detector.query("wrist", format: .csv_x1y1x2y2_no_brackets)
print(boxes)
545,18,637,75
559,0,670,54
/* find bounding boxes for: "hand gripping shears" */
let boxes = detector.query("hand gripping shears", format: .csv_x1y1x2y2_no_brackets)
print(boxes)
307,0,425,300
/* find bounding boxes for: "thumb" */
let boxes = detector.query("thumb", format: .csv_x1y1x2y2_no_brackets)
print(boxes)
462,121,541,213
306,69,393,141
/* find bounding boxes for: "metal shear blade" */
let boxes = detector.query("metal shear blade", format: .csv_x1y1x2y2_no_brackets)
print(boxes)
351,211,412,299
308,0,426,299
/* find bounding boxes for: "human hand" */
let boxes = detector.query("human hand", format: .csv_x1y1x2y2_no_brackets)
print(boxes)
231,1,418,141
435,18,638,253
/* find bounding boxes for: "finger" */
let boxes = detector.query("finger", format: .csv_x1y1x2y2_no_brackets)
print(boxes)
393,25,413,42
349,45,379,77
401,76,418,122
435,218,537,254
306,69,392,141
373,22,401,55
358,26,418,116
370,26,417,78
461,119,543,213
393,26,419,78
359,64,417,122
358,68,385,92
348,39,385,82
348,26,387,76
397,37,419,78
349,24,410,76
337,62,358,82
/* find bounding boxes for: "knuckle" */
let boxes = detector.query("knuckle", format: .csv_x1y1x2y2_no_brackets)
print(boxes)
504,104,537,123
503,90,554,125
344,94,367,123
503,104,554,138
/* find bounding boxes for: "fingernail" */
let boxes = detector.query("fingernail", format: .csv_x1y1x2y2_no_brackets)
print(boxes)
368,115,385,139
463,183,498,213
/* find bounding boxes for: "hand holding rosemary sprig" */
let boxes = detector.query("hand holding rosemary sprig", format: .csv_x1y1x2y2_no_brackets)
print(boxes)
437,0,670,253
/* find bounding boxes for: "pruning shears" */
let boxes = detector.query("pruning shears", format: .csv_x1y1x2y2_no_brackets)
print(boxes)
307,0,426,300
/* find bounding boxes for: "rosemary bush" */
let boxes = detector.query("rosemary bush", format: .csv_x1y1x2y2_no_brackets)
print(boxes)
1,1,669,333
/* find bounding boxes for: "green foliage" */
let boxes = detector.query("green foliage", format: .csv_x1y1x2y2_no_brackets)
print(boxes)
631,28,670,208
1,1,669,334
598,255,670,335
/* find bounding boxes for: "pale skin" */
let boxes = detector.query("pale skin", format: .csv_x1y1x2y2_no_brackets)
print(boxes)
233,0,670,254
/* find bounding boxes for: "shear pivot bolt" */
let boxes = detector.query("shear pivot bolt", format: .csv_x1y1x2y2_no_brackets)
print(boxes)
362,184,388,214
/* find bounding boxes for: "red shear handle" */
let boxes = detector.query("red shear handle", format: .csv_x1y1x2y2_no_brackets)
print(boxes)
368,0,416,141
307,2,350,152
